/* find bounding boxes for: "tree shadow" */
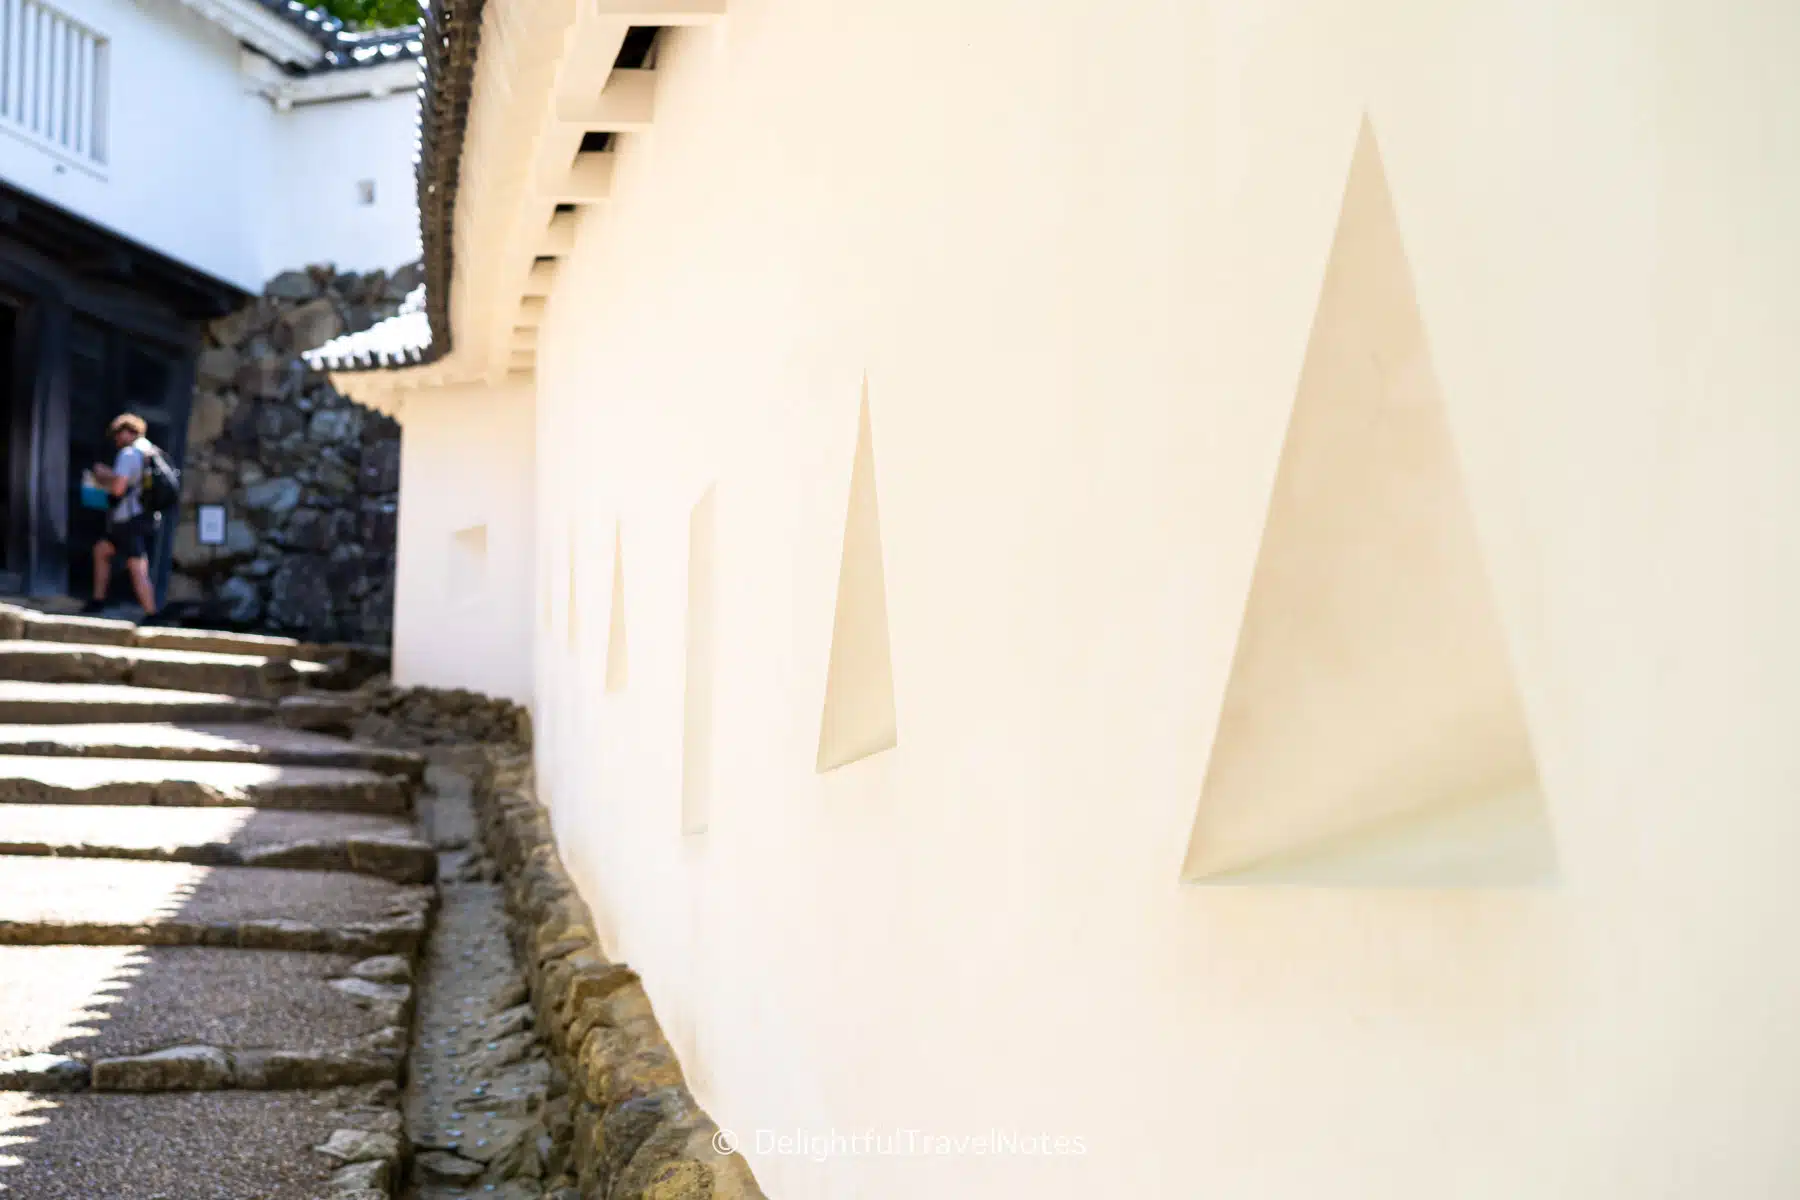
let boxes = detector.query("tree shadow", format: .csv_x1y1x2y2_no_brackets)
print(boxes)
0,804,426,1198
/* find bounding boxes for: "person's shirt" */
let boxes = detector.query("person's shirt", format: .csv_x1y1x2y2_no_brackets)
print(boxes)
110,441,146,522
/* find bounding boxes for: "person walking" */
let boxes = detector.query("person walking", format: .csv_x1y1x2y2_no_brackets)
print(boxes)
83,413,161,619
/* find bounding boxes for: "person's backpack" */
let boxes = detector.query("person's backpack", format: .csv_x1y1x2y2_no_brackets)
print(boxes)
136,441,181,514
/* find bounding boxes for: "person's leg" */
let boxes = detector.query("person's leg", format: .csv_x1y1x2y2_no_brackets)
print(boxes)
85,537,115,613
123,517,155,616
126,555,155,616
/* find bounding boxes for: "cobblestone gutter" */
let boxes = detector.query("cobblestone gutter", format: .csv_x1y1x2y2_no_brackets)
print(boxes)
359,687,766,1200
465,750,764,1200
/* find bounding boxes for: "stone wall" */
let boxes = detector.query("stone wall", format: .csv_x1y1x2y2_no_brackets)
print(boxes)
168,263,422,645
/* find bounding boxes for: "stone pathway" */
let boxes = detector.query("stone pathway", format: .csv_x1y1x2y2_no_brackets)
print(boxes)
0,604,430,1198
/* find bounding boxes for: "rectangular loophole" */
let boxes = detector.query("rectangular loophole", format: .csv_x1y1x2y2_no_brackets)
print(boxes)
449,524,488,602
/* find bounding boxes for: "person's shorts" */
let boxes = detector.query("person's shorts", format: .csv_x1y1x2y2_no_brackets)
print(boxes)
103,513,158,560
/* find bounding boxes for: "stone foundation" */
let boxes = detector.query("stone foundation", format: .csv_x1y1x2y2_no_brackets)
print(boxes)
352,680,535,749
469,753,763,1200
358,686,764,1200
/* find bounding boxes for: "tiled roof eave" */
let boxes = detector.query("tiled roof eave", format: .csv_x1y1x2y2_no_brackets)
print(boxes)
231,0,426,75
304,287,433,374
313,25,428,73
413,0,483,364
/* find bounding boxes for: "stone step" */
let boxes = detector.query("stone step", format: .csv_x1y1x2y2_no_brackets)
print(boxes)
0,1088,401,1198
0,604,137,645
0,721,423,779
275,691,360,733
0,602,330,663
0,945,407,1088
131,625,314,660
0,754,413,814
0,639,330,699
0,856,432,954
0,681,271,724
0,804,433,883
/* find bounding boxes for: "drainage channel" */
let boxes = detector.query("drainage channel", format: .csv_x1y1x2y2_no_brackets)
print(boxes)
403,767,575,1200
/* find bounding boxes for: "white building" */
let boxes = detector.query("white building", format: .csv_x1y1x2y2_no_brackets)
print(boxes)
322,2,1800,1197
0,0,421,595
0,0,422,288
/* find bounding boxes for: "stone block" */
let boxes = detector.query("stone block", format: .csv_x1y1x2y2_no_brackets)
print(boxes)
266,270,318,301
328,1160,390,1194
218,575,263,623
347,837,436,884
349,954,411,984
267,558,335,635
330,976,411,1008
188,389,231,444
171,519,209,571
282,298,344,353
310,406,363,444
196,466,234,504
195,347,240,387
326,506,361,546
244,476,303,516
358,440,400,494
234,355,285,399
489,1003,533,1038
279,508,330,552
642,1160,715,1200
232,1049,396,1089
279,692,359,731
210,299,275,346
416,1150,484,1184
578,1026,684,1110
557,963,637,1037
92,1045,232,1091
313,1128,399,1164
224,518,260,557
255,404,305,442
0,1053,90,1091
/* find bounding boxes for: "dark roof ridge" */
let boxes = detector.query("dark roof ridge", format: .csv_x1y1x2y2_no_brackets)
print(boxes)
412,0,483,363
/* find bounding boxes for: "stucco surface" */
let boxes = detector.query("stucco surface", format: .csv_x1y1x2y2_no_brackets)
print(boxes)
393,1,1800,1196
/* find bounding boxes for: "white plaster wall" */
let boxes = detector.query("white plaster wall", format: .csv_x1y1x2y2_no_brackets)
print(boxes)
390,382,535,703
510,2,1800,1197
256,90,422,279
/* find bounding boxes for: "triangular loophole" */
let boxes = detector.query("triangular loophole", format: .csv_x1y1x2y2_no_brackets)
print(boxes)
605,522,628,693
817,378,897,772
1184,119,1556,887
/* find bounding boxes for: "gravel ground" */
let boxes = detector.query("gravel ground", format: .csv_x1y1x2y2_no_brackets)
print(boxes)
0,722,422,774
0,682,265,724
0,803,416,853
0,754,406,810
0,945,381,1059
0,856,421,929
0,1087,374,1198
